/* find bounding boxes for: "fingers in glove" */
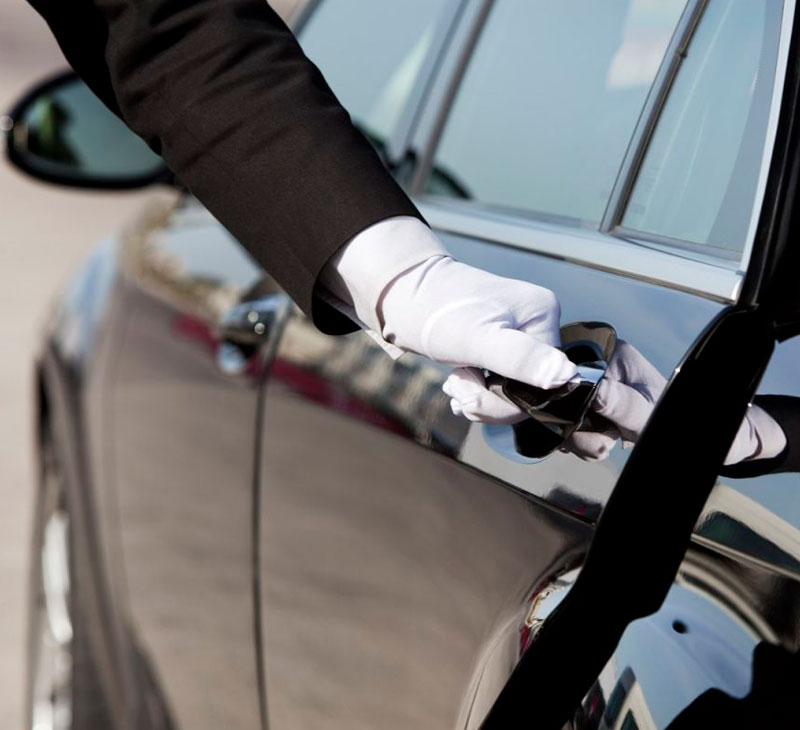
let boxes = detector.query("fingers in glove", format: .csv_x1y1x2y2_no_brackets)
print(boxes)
468,328,577,390
593,377,658,444
443,368,526,424
605,341,667,401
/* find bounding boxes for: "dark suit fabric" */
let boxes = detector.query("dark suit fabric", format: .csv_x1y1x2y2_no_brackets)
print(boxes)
26,0,423,332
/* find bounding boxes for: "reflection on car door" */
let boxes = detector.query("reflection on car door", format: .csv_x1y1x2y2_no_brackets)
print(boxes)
110,199,268,729
258,0,796,727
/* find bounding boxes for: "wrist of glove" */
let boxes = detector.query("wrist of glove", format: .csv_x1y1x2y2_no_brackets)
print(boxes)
320,216,449,344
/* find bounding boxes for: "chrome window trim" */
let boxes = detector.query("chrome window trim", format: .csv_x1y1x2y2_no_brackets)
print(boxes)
416,197,743,302
408,0,494,196
613,226,741,264
615,0,793,270
388,0,469,164
600,0,707,232
292,0,466,170
287,0,322,32
409,0,698,224
410,0,795,295
739,0,796,273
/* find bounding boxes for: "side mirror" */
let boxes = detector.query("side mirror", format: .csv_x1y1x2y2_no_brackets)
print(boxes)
3,70,171,189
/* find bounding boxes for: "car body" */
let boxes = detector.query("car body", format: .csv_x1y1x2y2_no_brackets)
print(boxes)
8,0,800,728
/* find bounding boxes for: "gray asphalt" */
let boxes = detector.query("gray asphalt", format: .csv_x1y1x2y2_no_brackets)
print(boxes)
0,1,299,724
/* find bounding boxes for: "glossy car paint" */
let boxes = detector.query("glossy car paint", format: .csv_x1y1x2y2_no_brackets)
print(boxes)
108,200,267,730
23,1,800,729
39,193,800,729
255,221,800,728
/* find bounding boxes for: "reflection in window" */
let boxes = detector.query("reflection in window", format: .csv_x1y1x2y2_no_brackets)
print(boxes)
621,710,640,730
425,0,685,223
298,0,451,156
623,0,781,254
697,512,800,576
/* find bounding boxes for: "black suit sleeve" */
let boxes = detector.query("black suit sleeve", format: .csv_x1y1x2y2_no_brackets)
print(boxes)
26,0,425,332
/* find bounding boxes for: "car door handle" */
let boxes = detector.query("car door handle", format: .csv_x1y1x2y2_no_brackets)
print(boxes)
485,322,617,460
216,294,290,374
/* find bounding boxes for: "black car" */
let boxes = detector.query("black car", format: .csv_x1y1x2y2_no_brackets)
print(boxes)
6,0,800,728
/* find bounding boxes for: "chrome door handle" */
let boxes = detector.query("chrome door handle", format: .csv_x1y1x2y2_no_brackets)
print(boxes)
216,295,290,374
485,322,617,460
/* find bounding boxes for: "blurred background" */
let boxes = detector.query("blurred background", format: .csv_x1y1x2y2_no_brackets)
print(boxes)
0,0,299,724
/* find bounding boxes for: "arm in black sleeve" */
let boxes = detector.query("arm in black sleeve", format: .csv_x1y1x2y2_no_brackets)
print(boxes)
26,0,424,332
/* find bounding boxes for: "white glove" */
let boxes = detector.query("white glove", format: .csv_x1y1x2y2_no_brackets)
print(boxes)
563,341,787,465
381,256,576,390
561,340,664,461
442,367,531,424
320,216,576,411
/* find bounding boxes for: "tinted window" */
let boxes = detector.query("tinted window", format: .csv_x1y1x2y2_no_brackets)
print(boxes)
424,0,685,224
298,0,452,155
622,0,781,254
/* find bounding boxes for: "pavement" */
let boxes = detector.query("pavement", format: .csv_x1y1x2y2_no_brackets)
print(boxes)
0,0,299,725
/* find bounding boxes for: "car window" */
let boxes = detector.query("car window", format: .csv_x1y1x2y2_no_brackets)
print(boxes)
423,0,686,225
621,0,782,256
297,0,453,157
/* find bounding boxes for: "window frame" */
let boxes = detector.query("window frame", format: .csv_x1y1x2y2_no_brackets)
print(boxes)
406,0,796,302
291,0,467,169
409,0,697,228
610,0,789,265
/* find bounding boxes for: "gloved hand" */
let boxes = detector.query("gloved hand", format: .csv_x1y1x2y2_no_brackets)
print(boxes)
320,216,576,408
381,256,576,396
560,340,663,461
321,216,784,466
562,341,787,465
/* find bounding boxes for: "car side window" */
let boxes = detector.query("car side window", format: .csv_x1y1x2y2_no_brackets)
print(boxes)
422,0,686,225
297,0,454,158
621,0,782,257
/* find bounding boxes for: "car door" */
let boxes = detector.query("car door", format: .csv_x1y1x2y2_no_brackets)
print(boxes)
257,0,799,729
106,1,464,728
108,197,274,729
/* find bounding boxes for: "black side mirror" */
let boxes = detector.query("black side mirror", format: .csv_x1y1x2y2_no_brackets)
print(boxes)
3,70,171,190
